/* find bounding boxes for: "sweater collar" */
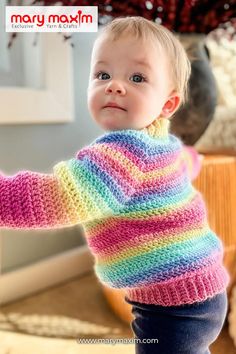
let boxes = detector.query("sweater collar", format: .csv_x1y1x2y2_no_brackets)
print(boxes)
140,117,170,139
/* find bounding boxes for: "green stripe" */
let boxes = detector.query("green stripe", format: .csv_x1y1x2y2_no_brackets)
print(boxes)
68,159,120,213
95,231,221,282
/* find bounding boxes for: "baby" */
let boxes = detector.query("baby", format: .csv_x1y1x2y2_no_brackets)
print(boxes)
0,16,230,354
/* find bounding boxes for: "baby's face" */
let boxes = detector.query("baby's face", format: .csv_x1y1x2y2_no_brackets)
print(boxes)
87,34,175,131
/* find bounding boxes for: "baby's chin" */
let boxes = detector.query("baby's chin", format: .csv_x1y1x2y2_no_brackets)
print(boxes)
95,116,148,132
97,119,129,131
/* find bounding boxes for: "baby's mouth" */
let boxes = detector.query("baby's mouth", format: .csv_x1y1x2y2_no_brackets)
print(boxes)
104,106,126,111
103,103,126,111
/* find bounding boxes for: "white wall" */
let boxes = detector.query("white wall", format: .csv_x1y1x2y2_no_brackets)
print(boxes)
0,31,104,273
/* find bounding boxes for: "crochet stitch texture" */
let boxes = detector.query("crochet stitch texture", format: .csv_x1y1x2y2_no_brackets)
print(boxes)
0,117,229,306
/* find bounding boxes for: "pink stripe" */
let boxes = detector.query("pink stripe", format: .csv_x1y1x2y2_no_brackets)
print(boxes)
88,190,204,238
78,143,144,171
0,172,68,228
78,143,181,173
93,222,206,260
113,144,182,172
78,144,187,200
88,194,207,254
138,164,187,196
143,151,181,172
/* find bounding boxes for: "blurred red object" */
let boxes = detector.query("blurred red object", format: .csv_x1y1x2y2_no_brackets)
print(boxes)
29,0,236,34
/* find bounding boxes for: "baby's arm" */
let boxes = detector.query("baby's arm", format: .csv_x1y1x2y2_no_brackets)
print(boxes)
0,166,79,230
181,145,203,181
0,136,138,229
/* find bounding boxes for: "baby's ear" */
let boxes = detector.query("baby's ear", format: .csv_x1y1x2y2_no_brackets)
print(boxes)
161,92,181,119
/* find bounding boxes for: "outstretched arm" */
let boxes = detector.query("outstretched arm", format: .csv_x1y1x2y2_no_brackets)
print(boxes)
0,134,139,230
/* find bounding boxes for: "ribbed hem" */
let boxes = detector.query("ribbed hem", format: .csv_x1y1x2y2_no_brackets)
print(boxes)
125,264,230,306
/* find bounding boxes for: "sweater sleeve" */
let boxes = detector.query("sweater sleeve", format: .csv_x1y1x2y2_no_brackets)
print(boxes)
0,136,139,229
181,145,202,181
0,169,80,230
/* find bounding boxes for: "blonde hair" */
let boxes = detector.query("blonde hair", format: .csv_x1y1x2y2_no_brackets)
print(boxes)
98,16,191,108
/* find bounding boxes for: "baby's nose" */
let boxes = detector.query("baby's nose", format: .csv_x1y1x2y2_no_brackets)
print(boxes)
105,80,126,95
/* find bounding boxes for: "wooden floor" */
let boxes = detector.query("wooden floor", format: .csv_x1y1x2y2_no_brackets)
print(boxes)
0,271,235,353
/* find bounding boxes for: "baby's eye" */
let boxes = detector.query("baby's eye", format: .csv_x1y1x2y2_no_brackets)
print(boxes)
95,71,110,80
130,73,146,83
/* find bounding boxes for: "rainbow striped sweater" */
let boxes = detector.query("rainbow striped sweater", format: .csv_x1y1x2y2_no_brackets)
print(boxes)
0,118,229,306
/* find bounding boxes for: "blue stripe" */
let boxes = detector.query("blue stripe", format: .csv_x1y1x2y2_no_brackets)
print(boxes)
121,184,194,213
137,174,190,198
69,158,129,207
96,231,222,287
93,130,182,158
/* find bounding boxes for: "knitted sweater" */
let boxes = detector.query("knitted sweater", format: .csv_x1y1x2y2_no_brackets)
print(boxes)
0,117,229,306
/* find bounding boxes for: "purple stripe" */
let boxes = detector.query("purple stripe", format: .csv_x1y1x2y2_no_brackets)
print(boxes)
131,251,222,286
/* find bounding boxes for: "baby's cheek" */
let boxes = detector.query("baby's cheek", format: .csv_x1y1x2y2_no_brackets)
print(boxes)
127,104,143,122
129,114,141,124
87,89,99,113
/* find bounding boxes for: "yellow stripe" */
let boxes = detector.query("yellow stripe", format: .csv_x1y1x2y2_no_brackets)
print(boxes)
97,144,142,181
98,224,209,266
54,162,96,222
98,144,184,184
142,156,183,182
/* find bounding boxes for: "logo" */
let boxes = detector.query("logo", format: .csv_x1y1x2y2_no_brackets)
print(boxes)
5,6,98,32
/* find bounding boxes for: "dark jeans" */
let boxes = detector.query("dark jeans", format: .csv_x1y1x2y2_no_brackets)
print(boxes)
125,291,228,354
